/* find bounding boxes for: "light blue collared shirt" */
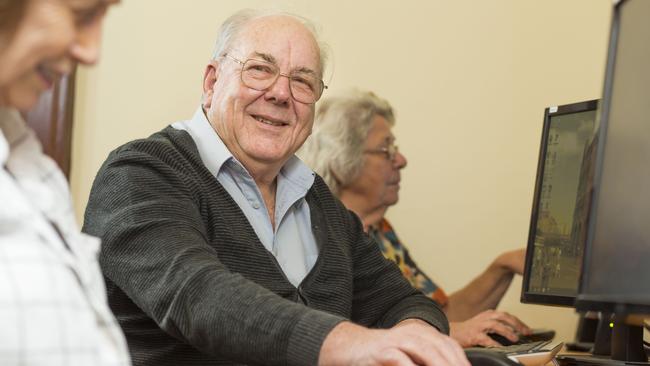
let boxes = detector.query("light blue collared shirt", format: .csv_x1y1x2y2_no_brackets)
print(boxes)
172,107,318,287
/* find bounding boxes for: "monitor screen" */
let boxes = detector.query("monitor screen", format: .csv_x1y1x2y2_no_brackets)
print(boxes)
521,100,599,306
576,0,650,315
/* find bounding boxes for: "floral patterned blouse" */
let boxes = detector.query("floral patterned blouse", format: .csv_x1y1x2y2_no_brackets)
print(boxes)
370,218,449,307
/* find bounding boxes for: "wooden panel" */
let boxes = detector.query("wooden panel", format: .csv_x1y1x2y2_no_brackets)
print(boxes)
24,68,76,179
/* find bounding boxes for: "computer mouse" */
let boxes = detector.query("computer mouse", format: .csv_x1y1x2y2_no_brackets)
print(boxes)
465,349,520,366
487,332,516,346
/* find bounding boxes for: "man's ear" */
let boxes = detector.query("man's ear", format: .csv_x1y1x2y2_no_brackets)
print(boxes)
202,61,219,109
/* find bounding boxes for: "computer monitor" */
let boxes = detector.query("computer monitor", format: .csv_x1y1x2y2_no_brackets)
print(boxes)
521,99,599,307
575,0,650,316
571,0,650,363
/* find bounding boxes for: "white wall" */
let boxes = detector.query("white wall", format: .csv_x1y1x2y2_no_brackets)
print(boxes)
71,0,613,342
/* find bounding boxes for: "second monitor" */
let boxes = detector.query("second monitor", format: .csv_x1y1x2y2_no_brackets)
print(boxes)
521,99,599,307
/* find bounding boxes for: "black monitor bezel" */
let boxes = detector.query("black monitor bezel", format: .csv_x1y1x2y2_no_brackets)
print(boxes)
521,99,599,307
575,0,650,315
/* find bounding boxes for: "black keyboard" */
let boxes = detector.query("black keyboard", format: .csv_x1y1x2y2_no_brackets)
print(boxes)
484,340,552,355
519,328,556,343
487,328,555,346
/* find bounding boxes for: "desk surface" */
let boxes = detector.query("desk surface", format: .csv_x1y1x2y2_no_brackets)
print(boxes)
553,349,649,365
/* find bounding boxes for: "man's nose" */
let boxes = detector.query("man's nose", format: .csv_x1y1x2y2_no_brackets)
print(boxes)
264,73,292,105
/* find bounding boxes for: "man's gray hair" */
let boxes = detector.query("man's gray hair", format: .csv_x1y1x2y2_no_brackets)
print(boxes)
211,9,329,76
299,90,395,196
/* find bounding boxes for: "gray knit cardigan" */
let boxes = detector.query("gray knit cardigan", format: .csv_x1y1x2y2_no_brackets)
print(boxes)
83,126,448,366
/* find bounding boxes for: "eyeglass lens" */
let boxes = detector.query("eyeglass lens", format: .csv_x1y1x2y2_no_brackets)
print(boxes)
241,59,323,104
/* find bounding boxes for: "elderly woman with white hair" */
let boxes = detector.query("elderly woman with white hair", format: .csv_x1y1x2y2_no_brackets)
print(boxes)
300,89,532,348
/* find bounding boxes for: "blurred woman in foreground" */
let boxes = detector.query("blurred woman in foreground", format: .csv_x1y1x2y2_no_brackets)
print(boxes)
0,0,130,364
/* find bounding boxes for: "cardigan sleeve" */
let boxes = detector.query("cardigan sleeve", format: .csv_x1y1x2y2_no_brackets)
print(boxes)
83,144,344,366
346,209,450,334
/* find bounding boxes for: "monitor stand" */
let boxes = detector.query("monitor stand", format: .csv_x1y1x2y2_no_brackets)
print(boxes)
557,322,649,365
611,323,647,362
558,354,648,366
566,312,600,352
593,314,613,356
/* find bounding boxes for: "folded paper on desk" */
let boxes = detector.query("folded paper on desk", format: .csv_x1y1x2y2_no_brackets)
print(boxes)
509,341,564,366
468,340,564,366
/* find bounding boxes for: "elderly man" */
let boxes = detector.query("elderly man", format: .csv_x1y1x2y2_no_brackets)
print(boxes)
83,9,469,366
300,90,532,348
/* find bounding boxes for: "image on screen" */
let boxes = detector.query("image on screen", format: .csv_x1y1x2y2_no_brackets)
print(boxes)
528,109,597,297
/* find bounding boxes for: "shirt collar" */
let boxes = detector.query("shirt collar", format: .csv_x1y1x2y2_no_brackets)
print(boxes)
172,106,233,177
0,123,8,166
279,154,316,194
0,108,26,166
173,106,315,191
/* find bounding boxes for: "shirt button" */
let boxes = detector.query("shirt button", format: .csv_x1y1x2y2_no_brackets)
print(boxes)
252,202,260,209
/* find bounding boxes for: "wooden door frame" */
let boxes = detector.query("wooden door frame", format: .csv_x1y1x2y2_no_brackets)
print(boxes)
24,68,76,179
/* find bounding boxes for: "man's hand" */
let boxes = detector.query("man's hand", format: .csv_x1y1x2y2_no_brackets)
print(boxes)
318,320,470,366
449,310,532,347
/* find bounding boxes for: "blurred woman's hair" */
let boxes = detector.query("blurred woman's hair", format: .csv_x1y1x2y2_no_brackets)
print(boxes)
299,89,395,195
0,0,27,41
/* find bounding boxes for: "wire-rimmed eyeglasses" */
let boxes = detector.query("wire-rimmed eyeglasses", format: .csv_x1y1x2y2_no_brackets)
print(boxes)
223,53,327,104
364,144,399,161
